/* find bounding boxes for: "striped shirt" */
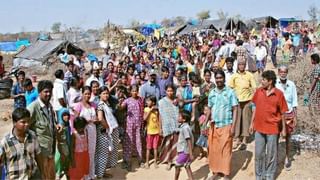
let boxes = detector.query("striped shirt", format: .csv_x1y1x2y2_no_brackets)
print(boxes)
208,86,238,128
0,130,41,180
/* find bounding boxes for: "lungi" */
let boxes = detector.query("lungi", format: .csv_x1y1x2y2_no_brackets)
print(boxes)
208,124,233,175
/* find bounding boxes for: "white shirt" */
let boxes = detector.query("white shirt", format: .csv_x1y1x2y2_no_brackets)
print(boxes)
85,75,104,87
254,46,267,61
52,79,68,111
276,79,298,113
224,70,235,86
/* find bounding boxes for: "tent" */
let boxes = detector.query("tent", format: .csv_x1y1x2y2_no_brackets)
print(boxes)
140,24,162,36
178,22,218,35
204,19,236,31
234,19,248,32
13,40,83,68
251,16,279,28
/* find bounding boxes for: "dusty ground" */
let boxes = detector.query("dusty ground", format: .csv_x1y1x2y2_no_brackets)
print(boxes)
0,55,319,180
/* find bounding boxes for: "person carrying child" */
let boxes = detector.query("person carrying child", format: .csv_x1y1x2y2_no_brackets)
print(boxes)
143,95,160,169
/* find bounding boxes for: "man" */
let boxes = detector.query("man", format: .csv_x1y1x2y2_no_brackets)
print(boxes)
270,33,278,68
139,69,160,101
275,65,298,170
250,70,288,180
254,42,267,74
224,57,235,86
28,80,61,179
208,69,238,180
85,67,104,87
0,108,42,179
158,66,174,98
229,60,256,150
101,47,110,69
52,69,68,115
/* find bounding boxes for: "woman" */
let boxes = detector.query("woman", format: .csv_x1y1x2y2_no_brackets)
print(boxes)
74,86,97,179
11,71,26,109
96,86,119,178
90,80,100,107
309,53,320,115
158,84,179,170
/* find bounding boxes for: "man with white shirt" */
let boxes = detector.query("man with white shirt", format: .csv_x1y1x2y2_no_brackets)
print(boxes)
224,57,235,86
275,65,298,171
85,68,104,87
52,69,68,115
254,42,267,74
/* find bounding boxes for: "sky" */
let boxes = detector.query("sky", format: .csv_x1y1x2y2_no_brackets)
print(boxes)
1,0,320,33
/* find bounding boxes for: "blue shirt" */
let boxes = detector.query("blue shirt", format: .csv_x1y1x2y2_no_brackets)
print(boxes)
208,86,238,127
292,33,301,47
275,79,298,113
139,81,160,101
11,83,26,109
25,88,38,107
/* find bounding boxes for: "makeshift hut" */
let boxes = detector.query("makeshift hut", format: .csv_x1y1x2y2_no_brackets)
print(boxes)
178,22,218,35
250,16,279,28
13,40,83,68
205,19,236,31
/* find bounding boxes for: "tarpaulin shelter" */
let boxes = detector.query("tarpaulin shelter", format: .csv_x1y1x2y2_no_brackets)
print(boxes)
13,40,83,68
279,18,303,29
178,21,218,35
205,19,236,31
140,24,162,36
234,19,248,32
251,16,279,28
0,40,30,53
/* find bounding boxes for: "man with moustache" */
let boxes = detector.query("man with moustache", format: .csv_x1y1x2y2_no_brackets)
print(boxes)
250,70,288,180
28,80,62,179
275,66,298,170
207,69,238,180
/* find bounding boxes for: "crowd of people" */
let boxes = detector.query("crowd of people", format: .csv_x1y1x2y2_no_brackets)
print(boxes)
0,23,319,180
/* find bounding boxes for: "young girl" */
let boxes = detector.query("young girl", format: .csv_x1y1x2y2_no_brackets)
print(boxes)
55,108,72,179
144,95,160,169
120,84,144,171
69,117,89,180
196,105,210,160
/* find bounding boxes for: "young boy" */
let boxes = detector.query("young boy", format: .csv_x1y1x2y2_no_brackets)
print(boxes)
0,108,42,179
23,78,39,107
143,95,160,169
175,111,194,180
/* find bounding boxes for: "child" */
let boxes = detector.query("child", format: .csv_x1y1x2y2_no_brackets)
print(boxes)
175,111,194,180
120,85,144,171
0,108,42,179
23,78,38,107
196,105,210,160
144,95,160,169
55,108,72,179
69,117,89,180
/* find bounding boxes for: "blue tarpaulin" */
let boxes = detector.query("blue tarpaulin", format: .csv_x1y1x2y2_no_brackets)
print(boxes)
0,40,30,52
140,24,162,36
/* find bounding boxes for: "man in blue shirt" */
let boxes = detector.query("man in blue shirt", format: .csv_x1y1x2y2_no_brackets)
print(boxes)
291,32,301,62
23,78,39,107
139,69,160,101
275,65,298,170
